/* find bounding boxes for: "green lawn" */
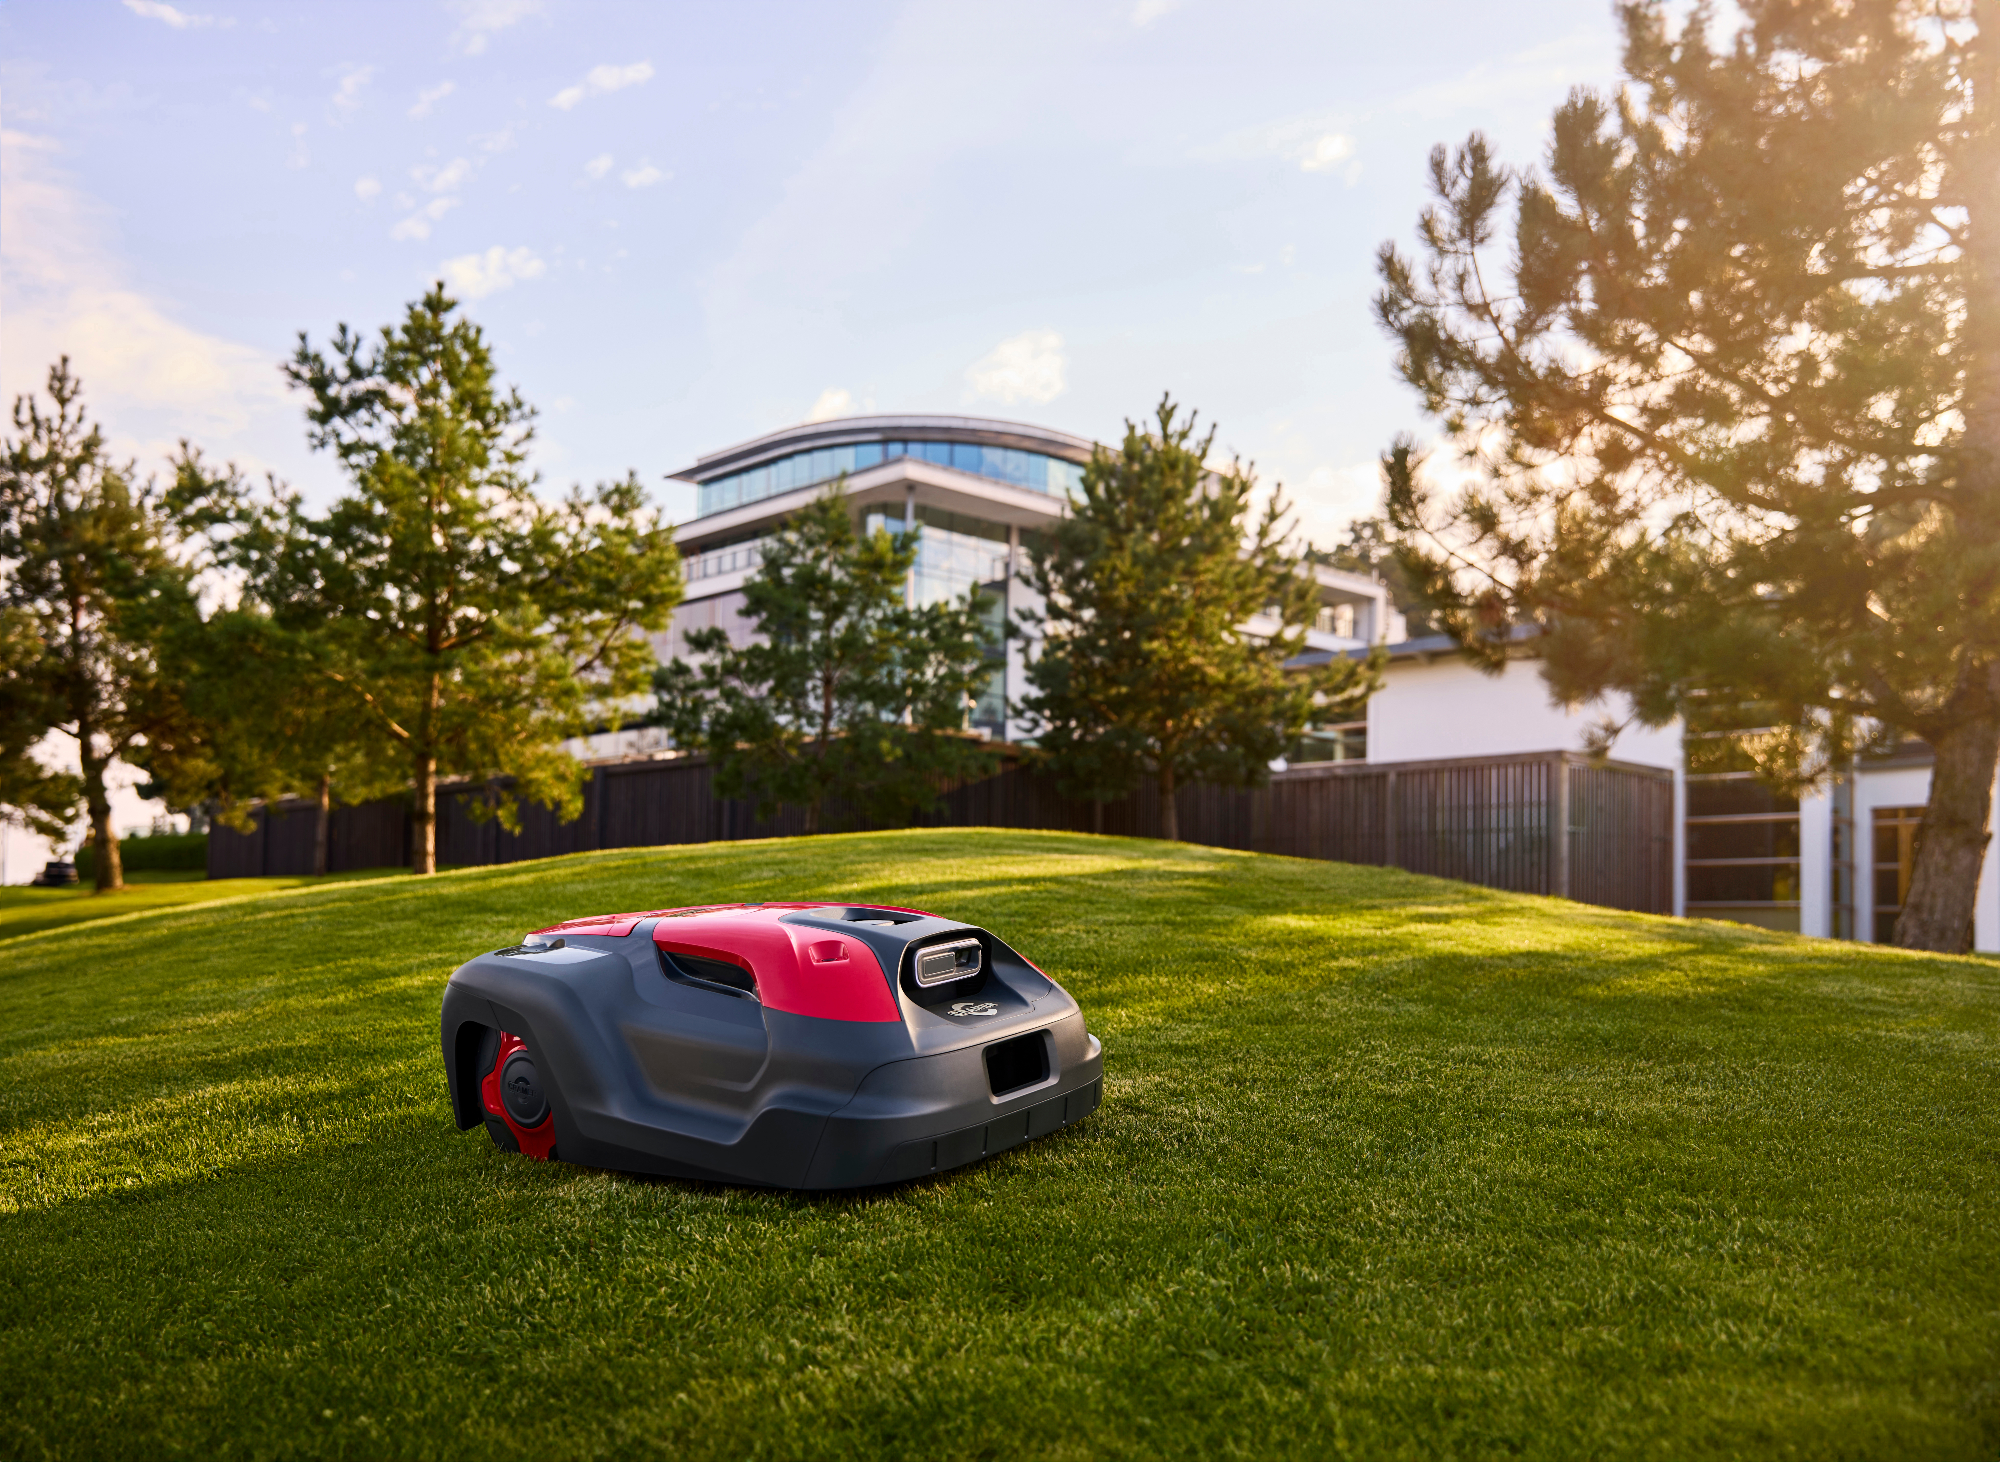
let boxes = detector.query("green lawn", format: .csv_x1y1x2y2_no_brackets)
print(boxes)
0,830,1994,1460
0,867,407,942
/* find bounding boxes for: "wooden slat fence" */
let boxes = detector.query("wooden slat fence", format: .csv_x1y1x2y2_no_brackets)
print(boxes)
209,749,1673,913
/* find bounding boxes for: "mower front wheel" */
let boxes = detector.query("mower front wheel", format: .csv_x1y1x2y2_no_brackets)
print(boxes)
475,1027,560,1161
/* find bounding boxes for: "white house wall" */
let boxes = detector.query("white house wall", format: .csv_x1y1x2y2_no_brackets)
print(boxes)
1367,656,1683,770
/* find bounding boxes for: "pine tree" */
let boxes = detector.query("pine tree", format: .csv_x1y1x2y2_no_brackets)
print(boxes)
1377,2,2000,952
656,486,997,833
242,286,683,874
1020,397,1379,842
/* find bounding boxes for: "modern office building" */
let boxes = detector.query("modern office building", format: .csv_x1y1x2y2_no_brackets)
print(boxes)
662,414,1396,745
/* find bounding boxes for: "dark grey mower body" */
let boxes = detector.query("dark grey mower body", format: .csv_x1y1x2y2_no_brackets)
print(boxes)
439,905,1102,1188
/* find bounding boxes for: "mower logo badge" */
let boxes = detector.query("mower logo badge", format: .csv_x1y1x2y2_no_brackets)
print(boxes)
948,999,999,1017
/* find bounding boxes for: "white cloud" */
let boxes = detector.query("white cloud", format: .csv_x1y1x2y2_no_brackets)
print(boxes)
549,61,653,110
583,153,613,181
0,129,286,465
440,245,545,299
413,157,471,192
966,329,1066,406
354,175,381,201
475,125,517,153
409,81,455,120
450,0,543,56
1130,0,1183,26
621,161,664,188
123,0,222,28
805,388,853,423
391,196,458,241
330,65,374,119
1298,133,1352,172
286,122,308,169
1201,114,1360,180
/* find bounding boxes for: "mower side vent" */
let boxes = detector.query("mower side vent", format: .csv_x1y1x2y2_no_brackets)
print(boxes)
660,949,758,999
984,1032,1049,1097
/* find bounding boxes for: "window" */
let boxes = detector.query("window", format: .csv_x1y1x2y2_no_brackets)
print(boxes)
1290,722,1366,763
1685,775,1801,932
865,506,1013,609
1831,777,1855,940
1872,805,1923,944
1313,604,1357,638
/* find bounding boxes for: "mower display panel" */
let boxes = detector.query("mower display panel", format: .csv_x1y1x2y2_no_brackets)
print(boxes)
438,902,1103,1189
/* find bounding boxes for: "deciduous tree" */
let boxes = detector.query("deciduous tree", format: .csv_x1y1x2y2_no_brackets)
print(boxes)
1377,1,2000,952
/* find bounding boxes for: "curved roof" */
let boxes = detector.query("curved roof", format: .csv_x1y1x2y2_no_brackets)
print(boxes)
671,414,1096,482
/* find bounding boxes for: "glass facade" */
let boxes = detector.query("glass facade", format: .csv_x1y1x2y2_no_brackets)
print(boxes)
697,439,1085,518
866,505,1011,735
1685,775,1802,931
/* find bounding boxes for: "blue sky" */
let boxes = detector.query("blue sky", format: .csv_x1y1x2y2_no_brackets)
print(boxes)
1,0,1622,542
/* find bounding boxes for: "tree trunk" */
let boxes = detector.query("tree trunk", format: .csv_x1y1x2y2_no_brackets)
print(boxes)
1159,764,1178,842
1092,799,1103,836
413,669,441,875
413,752,437,875
804,797,820,836
1895,707,1999,953
79,734,123,893
87,798,122,893
313,770,331,877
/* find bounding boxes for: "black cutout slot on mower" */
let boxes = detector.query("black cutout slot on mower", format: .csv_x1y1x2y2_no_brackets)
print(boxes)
985,1032,1049,1097
841,908,919,927
659,948,759,1000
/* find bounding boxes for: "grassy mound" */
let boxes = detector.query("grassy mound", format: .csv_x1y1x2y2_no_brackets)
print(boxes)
0,867,405,942
0,830,1993,1459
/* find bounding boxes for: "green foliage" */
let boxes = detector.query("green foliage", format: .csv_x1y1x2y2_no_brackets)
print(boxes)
0,361,205,890
74,831,206,879
1,832,1996,1456
657,487,997,832
1376,2,2000,951
194,285,684,873
1021,397,1380,838
0,608,81,841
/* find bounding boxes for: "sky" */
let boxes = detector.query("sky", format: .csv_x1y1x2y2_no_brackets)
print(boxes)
0,0,1629,547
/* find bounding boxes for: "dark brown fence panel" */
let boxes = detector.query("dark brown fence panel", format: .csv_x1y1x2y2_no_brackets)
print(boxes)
206,749,1675,914
1391,757,1554,894
208,797,410,878
1567,761,1674,913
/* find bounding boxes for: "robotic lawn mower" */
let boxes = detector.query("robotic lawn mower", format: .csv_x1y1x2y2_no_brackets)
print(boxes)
439,902,1103,1189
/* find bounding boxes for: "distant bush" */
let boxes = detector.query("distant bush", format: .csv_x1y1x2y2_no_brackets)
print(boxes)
76,832,208,878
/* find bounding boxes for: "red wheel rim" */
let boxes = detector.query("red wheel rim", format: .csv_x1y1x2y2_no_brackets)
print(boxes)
480,1030,558,1160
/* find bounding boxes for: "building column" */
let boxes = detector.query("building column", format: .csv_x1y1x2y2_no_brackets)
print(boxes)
1798,784,1832,939
904,482,918,609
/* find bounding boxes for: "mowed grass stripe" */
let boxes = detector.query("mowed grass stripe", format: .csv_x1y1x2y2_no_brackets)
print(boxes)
0,829,1993,1460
